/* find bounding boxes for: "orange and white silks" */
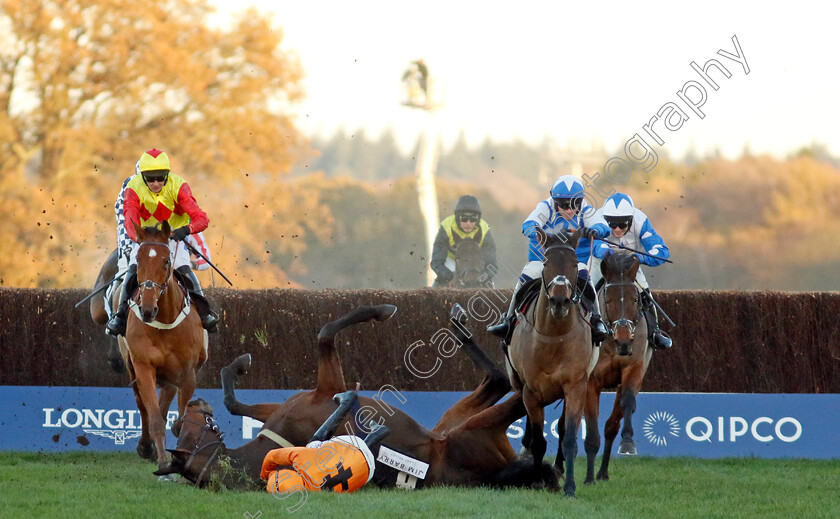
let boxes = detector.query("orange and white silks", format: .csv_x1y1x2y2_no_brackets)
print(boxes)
261,435,375,494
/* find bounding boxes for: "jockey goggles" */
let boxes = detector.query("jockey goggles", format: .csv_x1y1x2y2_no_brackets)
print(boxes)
554,197,582,211
142,170,169,183
458,213,479,223
606,217,632,230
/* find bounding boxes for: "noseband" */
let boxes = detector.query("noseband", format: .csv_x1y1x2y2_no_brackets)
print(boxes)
602,280,641,336
178,410,225,487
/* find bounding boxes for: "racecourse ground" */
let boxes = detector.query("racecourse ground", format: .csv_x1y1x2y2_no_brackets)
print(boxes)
2,452,836,519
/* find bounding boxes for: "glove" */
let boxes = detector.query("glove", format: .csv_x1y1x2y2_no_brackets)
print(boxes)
437,269,454,283
603,248,615,258
170,226,191,242
580,227,599,239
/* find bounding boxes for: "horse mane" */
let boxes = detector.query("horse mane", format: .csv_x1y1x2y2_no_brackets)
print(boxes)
141,224,168,240
186,398,214,415
603,251,638,274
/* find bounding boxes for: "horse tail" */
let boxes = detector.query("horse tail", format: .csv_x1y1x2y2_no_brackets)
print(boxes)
490,458,559,490
316,304,398,394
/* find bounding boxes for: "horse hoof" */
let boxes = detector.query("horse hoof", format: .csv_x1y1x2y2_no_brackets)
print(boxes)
233,354,252,376
584,478,595,485
618,441,637,456
157,474,179,482
564,491,577,498
597,473,609,481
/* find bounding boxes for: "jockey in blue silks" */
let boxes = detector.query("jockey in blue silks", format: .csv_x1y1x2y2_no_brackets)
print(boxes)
591,192,673,349
487,175,610,345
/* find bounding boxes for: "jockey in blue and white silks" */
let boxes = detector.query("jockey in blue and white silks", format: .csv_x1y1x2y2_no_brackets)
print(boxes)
487,175,610,345
590,192,673,349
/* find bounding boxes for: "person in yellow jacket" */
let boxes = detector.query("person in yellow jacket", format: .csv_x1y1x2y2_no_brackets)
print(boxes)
430,195,497,286
261,390,389,495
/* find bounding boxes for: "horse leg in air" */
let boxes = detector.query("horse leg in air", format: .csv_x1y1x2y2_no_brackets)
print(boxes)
597,386,625,480
220,354,283,422
130,378,154,461
316,304,397,395
617,373,641,456
434,304,511,434
583,380,603,484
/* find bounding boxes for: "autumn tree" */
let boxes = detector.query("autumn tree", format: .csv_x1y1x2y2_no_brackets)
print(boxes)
0,0,328,287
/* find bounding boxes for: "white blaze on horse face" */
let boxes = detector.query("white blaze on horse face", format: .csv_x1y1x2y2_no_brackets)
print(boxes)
148,249,158,258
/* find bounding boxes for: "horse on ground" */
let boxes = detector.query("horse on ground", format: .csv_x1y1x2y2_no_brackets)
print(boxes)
584,251,652,483
505,227,598,497
158,304,556,490
88,248,124,372
450,234,487,288
121,221,208,474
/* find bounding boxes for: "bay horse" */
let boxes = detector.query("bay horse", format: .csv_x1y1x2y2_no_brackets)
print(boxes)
584,251,651,483
450,235,486,288
158,304,556,490
122,220,208,474
88,248,125,372
506,227,597,497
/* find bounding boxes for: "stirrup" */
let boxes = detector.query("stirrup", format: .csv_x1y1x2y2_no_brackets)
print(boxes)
590,317,610,343
201,311,220,333
651,330,672,350
106,306,127,336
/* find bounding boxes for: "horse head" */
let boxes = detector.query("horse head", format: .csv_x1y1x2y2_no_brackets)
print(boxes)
600,251,642,355
155,398,225,485
536,228,581,320
132,220,173,323
452,234,485,287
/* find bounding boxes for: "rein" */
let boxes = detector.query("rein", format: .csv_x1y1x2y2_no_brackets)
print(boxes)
541,243,576,297
179,411,225,488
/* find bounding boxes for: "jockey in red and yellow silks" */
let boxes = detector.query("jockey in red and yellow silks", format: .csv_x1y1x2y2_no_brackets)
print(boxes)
262,435,375,494
106,148,218,336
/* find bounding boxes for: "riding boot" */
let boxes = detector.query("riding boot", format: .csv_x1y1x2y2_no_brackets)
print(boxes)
309,390,360,443
176,265,220,332
577,276,609,343
641,289,672,350
106,265,137,337
487,281,523,345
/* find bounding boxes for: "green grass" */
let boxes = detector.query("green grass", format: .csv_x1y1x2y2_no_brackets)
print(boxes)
1,452,837,519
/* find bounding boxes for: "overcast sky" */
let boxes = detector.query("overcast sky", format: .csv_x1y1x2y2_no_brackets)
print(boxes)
212,1,838,160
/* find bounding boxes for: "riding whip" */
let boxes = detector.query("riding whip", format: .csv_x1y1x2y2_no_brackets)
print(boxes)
594,237,674,264
183,240,233,286
74,272,126,308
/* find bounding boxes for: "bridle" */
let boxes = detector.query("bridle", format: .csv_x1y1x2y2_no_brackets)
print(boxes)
177,410,225,487
137,241,172,300
541,243,577,300
601,279,641,337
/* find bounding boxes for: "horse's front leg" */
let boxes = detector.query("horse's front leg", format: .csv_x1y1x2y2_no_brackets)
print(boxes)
134,364,168,471
583,379,602,484
522,390,549,490
158,384,177,436
130,378,155,461
597,386,625,480
617,380,641,456
176,370,198,434
561,382,586,498
552,405,566,477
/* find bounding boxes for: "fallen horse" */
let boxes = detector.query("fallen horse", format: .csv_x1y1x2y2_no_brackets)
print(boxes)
160,304,557,490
